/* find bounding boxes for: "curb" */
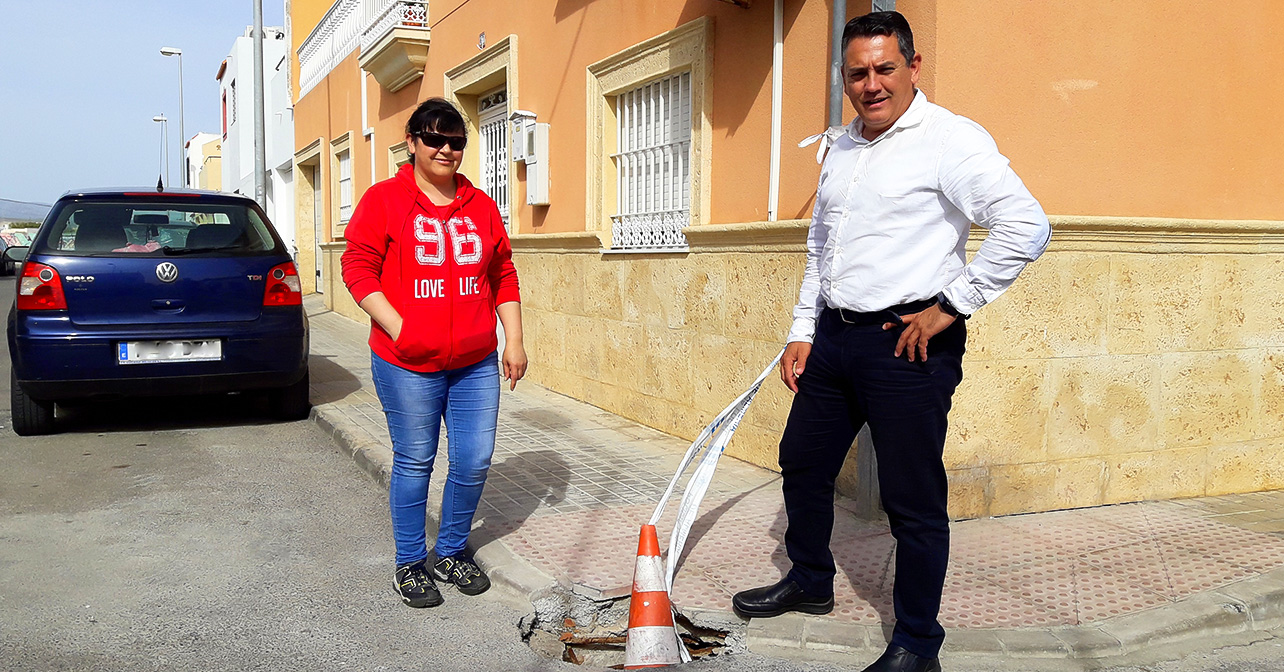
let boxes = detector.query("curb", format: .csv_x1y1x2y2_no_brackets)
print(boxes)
310,398,1284,663
746,571,1284,663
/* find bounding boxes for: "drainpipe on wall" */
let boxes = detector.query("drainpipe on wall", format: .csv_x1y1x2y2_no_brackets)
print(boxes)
361,70,375,184
767,0,783,221
828,0,847,128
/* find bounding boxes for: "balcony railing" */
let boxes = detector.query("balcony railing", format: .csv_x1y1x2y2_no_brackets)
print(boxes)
357,0,431,92
297,0,362,99
360,0,428,53
297,0,430,99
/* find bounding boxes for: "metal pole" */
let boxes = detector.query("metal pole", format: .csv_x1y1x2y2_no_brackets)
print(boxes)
829,0,847,128
177,53,186,187
253,0,267,208
161,48,186,186
162,118,170,187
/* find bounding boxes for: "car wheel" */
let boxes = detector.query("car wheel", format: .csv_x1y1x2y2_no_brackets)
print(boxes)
270,369,310,420
11,369,55,436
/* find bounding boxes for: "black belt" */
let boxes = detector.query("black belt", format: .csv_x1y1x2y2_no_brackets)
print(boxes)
827,298,937,326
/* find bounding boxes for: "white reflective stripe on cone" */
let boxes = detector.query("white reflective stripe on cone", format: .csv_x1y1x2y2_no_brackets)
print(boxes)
632,555,666,593
624,626,684,668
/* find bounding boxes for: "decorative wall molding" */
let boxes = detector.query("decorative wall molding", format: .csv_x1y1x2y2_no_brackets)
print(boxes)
509,231,604,252
509,215,1284,256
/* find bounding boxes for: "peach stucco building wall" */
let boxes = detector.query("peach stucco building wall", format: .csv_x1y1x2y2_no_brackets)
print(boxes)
927,0,1284,220
290,0,1284,518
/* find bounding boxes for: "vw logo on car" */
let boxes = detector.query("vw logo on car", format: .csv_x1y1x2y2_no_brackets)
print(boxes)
155,262,179,283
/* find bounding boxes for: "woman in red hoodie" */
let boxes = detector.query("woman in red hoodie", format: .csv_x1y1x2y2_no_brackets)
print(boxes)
341,98,525,608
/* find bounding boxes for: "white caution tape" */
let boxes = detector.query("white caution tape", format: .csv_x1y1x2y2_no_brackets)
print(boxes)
797,125,847,164
646,350,784,663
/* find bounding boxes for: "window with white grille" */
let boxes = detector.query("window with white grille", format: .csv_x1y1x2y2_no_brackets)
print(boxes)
338,149,353,222
478,88,509,230
612,71,691,250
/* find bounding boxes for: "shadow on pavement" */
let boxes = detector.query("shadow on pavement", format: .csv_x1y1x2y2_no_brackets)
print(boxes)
308,353,363,405
471,448,571,547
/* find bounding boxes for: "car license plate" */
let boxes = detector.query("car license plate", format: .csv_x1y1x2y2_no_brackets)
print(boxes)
118,340,222,364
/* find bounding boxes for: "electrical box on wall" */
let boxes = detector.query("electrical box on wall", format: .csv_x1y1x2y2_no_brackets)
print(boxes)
509,110,535,162
523,122,550,206
507,110,548,206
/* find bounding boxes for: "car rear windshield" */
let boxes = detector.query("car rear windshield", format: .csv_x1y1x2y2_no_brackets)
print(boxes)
35,199,281,256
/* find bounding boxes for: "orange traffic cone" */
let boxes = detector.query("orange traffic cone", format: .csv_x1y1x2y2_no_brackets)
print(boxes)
624,525,684,669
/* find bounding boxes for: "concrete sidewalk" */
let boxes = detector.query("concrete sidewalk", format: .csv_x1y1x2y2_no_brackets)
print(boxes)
303,296,1284,667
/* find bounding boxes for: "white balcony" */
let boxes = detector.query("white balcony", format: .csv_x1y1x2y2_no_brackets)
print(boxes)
297,0,362,99
358,0,431,93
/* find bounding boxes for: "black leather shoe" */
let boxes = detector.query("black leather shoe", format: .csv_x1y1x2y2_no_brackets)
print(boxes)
860,645,942,672
731,579,834,618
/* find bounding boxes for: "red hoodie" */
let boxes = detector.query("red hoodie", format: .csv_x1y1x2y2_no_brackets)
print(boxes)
341,164,520,373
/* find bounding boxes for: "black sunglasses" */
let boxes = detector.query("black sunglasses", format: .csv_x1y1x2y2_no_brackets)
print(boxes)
413,131,467,151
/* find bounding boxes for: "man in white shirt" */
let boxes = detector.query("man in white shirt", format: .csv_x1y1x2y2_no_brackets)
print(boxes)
731,12,1050,672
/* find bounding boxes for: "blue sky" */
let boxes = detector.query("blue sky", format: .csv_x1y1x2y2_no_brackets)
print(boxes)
0,1,287,204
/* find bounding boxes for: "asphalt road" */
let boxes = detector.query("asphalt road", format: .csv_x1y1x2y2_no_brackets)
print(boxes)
3,277,1284,672
0,278,569,672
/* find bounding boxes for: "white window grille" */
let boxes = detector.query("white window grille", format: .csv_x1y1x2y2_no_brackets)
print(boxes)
338,149,353,222
612,71,692,251
478,88,510,230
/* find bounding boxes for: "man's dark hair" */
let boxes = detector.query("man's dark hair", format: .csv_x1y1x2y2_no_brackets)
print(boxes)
841,11,915,66
406,97,467,161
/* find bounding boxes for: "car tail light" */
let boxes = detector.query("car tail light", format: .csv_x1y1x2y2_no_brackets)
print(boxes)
263,261,302,306
17,262,67,311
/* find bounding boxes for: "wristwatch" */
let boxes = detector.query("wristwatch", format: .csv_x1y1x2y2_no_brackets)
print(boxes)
936,292,969,320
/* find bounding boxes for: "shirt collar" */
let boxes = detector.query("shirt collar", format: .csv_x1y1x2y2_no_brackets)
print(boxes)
849,89,928,143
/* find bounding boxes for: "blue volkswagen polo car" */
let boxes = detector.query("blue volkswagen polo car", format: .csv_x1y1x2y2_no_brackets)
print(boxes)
5,188,309,435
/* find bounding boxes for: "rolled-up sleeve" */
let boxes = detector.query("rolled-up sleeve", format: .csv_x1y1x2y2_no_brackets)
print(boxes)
937,122,1051,316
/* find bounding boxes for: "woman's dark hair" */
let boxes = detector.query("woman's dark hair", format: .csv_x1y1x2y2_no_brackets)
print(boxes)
405,97,467,162
841,11,915,66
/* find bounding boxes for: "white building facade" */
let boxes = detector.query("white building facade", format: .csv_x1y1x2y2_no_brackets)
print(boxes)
217,25,297,257
185,132,222,190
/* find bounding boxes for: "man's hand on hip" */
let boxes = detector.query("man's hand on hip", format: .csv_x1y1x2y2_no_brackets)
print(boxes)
885,304,956,362
781,341,812,393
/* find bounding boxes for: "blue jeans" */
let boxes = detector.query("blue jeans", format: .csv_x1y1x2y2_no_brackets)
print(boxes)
370,351,500,566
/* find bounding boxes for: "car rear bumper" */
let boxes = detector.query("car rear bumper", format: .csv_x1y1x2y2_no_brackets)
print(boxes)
18,368,307,400
9,309,309,401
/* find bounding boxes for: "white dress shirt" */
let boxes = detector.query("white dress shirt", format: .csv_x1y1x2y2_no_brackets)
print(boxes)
787,90,1051,344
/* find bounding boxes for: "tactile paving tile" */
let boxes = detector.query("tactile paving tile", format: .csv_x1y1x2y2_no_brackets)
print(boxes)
1162,526,1284,574
671,572,734,611
676,513,786,570
1079,537,1175,598
937,565,1066,628
950,521,1064,571
500,505,656,592
1070,560,1171,622
998,509,1141,555
701,552,793,596
830,592,892,624
1154,540,1260,598
830,532,897,595
976,558,1080,626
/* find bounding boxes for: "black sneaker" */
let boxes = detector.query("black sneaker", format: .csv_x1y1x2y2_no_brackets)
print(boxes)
394,560,443,608
432,553,491,595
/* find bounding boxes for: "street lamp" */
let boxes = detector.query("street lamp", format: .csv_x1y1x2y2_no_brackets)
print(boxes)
160,46,186,187
153,115,169,188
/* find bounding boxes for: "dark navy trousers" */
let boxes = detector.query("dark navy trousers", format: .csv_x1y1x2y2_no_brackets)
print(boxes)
780,306,965,659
